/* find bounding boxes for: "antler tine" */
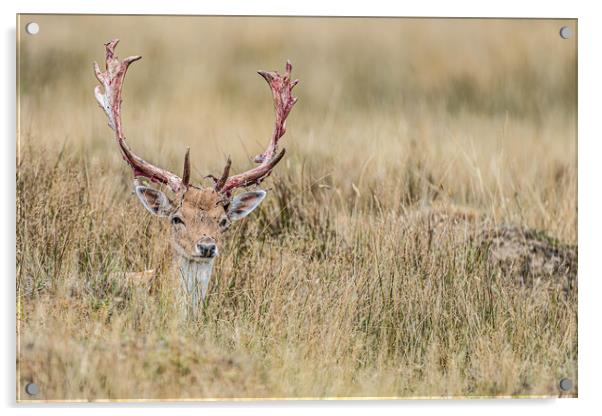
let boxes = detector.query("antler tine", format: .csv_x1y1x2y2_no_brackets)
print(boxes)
182,147,191,187
94,39,186,193
217,60,298,194
216,156,232,190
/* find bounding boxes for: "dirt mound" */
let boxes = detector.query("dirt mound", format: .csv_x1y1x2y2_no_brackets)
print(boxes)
405,207,577,292
477,226,577,292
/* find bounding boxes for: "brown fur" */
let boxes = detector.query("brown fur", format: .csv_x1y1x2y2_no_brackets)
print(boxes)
169,187,228,261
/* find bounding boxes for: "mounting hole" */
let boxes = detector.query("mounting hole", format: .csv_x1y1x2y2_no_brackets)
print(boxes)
559,378,573,391
25,22,40,35
25,382,39,396
559,26,572,40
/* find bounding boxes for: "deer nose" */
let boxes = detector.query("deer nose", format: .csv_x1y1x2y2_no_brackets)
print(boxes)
195,237,217,258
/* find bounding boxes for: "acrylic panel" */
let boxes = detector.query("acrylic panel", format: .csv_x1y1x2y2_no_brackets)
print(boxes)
16,15,577,401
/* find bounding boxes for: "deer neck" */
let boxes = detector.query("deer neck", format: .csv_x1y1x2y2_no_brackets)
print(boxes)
176,256,214,316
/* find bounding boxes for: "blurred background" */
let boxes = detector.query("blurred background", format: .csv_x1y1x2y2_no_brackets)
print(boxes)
19,18,577,217
18,17,577,231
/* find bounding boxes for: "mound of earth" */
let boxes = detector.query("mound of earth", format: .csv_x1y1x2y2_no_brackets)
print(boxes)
404,207,577,292
477,225,576,292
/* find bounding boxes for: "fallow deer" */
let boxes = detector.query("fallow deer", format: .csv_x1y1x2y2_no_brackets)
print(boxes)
93,39,298,316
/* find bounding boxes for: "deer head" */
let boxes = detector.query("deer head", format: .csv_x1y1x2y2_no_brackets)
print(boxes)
94,39,298,315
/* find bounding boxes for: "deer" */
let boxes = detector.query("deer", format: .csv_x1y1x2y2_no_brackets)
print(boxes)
93,39,298,316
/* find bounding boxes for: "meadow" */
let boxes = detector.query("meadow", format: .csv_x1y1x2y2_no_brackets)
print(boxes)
17,16,577,400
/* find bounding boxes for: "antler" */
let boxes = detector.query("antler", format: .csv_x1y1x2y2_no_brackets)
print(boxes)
215,61,298,195
94,39,189,193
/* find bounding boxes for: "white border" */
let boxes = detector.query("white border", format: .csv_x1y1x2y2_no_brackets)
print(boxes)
3,1,601,415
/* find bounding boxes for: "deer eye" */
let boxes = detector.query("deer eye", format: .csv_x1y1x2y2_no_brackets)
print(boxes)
171,216,185,227
218,216,230,230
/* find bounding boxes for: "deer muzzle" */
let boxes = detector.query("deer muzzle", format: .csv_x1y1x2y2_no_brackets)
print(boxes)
195,236,218,259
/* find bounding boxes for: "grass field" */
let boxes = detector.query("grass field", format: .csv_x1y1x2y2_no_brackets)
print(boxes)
17,16,577,400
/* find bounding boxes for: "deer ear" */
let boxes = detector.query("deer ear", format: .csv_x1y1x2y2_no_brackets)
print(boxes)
134,186,173,217
227,190,267,221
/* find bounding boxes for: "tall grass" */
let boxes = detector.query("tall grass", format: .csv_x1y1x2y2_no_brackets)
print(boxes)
17,16,577,400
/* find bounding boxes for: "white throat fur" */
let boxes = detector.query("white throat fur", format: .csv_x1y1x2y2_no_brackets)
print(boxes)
176,257,214,317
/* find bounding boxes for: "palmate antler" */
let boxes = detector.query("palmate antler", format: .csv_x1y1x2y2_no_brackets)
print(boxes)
94,39,190,193
94,39,297,197
213,61,299,195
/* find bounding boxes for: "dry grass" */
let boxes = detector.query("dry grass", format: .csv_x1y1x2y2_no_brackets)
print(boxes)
17,16,577,400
